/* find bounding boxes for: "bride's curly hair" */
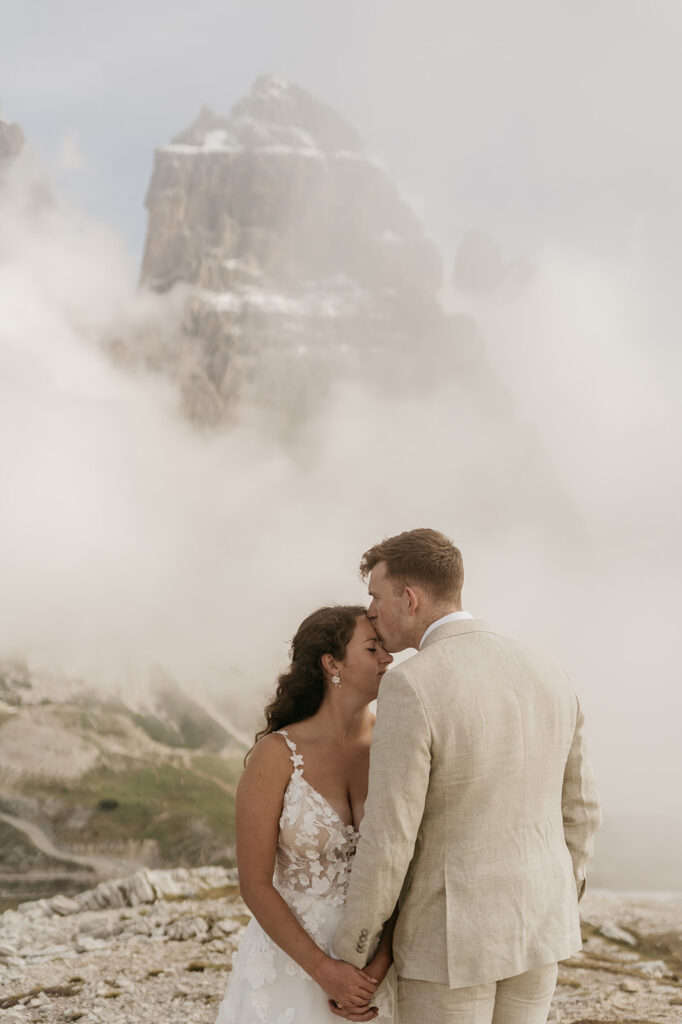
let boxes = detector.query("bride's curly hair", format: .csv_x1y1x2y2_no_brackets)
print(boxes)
250,605,367,754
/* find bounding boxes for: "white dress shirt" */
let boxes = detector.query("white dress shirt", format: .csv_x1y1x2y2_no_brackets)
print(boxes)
419,610,473,649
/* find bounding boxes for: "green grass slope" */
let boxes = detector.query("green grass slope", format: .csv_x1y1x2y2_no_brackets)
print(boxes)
19,754,242,866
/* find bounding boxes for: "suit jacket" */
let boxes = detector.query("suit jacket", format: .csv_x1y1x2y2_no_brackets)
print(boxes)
333,618,601,988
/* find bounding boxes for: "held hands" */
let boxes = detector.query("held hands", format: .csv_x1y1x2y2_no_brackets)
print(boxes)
326,948,391,1020
328,1001,379,1022
312,956,379,1021
361,949,391,987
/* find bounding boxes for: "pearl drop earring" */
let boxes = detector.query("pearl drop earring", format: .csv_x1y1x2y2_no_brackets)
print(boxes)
331,673,341,687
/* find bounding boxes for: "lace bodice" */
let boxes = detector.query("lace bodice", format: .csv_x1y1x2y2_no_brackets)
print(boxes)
274,731,358,913
215,730,396,1022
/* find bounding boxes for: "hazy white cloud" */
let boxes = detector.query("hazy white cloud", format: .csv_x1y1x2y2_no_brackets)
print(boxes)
450,224,682,816
453,230,530,295
1,147,680,825
57,130,87,171
1,0,681,838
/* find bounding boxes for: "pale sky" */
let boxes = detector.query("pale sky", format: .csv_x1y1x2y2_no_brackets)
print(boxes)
3,0,682,263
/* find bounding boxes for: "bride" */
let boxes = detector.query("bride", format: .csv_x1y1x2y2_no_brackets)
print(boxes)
215,605,396,1024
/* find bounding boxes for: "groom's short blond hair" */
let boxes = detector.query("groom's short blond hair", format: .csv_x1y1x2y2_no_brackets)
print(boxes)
360,528,463,604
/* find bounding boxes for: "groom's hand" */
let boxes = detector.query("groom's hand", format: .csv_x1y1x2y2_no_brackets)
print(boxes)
328,998,379,1021
312,956,378,1012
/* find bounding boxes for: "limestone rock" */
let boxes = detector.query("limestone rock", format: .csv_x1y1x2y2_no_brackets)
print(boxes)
128,870,156,905
124,76,579,540
135,76,472,426
211,917,241,938
74,934,111,953
70,865,236,915
596,921,638,946
142,76,439,295
632,957,669,977
49,894,81,916
165,915,209,941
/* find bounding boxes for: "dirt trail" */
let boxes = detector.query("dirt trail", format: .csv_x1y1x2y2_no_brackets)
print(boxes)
183,763,237,796
0,810,140,878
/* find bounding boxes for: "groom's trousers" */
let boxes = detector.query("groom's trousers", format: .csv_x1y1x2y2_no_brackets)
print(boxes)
396,962,558,1024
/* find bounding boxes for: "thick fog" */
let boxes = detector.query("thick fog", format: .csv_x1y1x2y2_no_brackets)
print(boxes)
2,3,681,861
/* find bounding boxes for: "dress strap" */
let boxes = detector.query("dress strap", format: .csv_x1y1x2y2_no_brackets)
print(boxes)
277,729,303,770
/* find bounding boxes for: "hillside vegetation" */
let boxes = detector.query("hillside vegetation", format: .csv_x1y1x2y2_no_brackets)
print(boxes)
0,662,247,908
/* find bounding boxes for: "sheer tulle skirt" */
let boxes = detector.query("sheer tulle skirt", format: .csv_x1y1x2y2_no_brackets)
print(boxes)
215,898,395,1024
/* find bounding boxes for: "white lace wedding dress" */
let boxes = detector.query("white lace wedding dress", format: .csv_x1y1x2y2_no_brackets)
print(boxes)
215,731,395,1023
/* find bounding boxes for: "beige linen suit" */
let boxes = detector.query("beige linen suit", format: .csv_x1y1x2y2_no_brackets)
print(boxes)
334,618,601,992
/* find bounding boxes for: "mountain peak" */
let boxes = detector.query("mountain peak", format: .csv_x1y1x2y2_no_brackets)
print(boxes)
232,74,364,154
139,76,445,422
168,75,363,157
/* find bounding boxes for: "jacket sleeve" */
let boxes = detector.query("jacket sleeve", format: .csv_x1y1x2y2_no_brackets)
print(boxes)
562,696,602,901
333,667,431,966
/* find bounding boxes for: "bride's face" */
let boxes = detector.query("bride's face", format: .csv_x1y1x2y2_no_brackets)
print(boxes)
337,616,393,699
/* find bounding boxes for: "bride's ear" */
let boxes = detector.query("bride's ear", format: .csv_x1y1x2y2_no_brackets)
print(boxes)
320,652,337,678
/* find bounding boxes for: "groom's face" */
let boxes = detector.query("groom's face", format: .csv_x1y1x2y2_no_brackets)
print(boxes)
367,561,411,653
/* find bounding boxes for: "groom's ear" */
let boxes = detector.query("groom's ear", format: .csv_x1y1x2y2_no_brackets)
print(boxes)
405,585,420,616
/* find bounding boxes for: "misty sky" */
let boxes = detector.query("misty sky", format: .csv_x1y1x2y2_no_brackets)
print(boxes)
3,1,682,263
2,3,682,835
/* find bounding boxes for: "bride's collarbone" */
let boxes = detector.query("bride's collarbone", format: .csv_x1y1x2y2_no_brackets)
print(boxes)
284,738,367,827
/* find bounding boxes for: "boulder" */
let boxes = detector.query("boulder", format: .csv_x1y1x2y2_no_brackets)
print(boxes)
165,915,209,941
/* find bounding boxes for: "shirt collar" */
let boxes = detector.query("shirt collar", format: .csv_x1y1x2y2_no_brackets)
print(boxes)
419,610,473,649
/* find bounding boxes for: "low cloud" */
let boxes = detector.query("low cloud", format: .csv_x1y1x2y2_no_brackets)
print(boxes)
451,227,682,818
0,152,679,833
57,130,88,172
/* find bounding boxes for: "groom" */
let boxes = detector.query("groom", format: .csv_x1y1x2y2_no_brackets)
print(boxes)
333,528,601,1024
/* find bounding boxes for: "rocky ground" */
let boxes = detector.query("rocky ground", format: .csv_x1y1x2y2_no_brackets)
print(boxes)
0,870,680,1023
0,868,245,1024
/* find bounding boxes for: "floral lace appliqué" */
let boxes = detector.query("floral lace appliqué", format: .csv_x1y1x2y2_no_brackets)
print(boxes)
274,731,359,933
215,730,395,1022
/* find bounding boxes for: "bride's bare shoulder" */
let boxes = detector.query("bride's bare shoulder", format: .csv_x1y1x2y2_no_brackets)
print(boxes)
242,732,293,780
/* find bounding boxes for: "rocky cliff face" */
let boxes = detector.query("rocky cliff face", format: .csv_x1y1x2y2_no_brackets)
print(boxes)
137,76,487,425
133,76,580,537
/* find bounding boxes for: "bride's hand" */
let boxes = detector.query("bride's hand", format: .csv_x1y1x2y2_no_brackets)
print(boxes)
326,948,389,1018
312,956,379,1011
328,999,379,1021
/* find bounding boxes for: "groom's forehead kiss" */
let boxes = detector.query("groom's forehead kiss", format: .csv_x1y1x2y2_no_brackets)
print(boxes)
366,563,399,613
366,563,406,623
